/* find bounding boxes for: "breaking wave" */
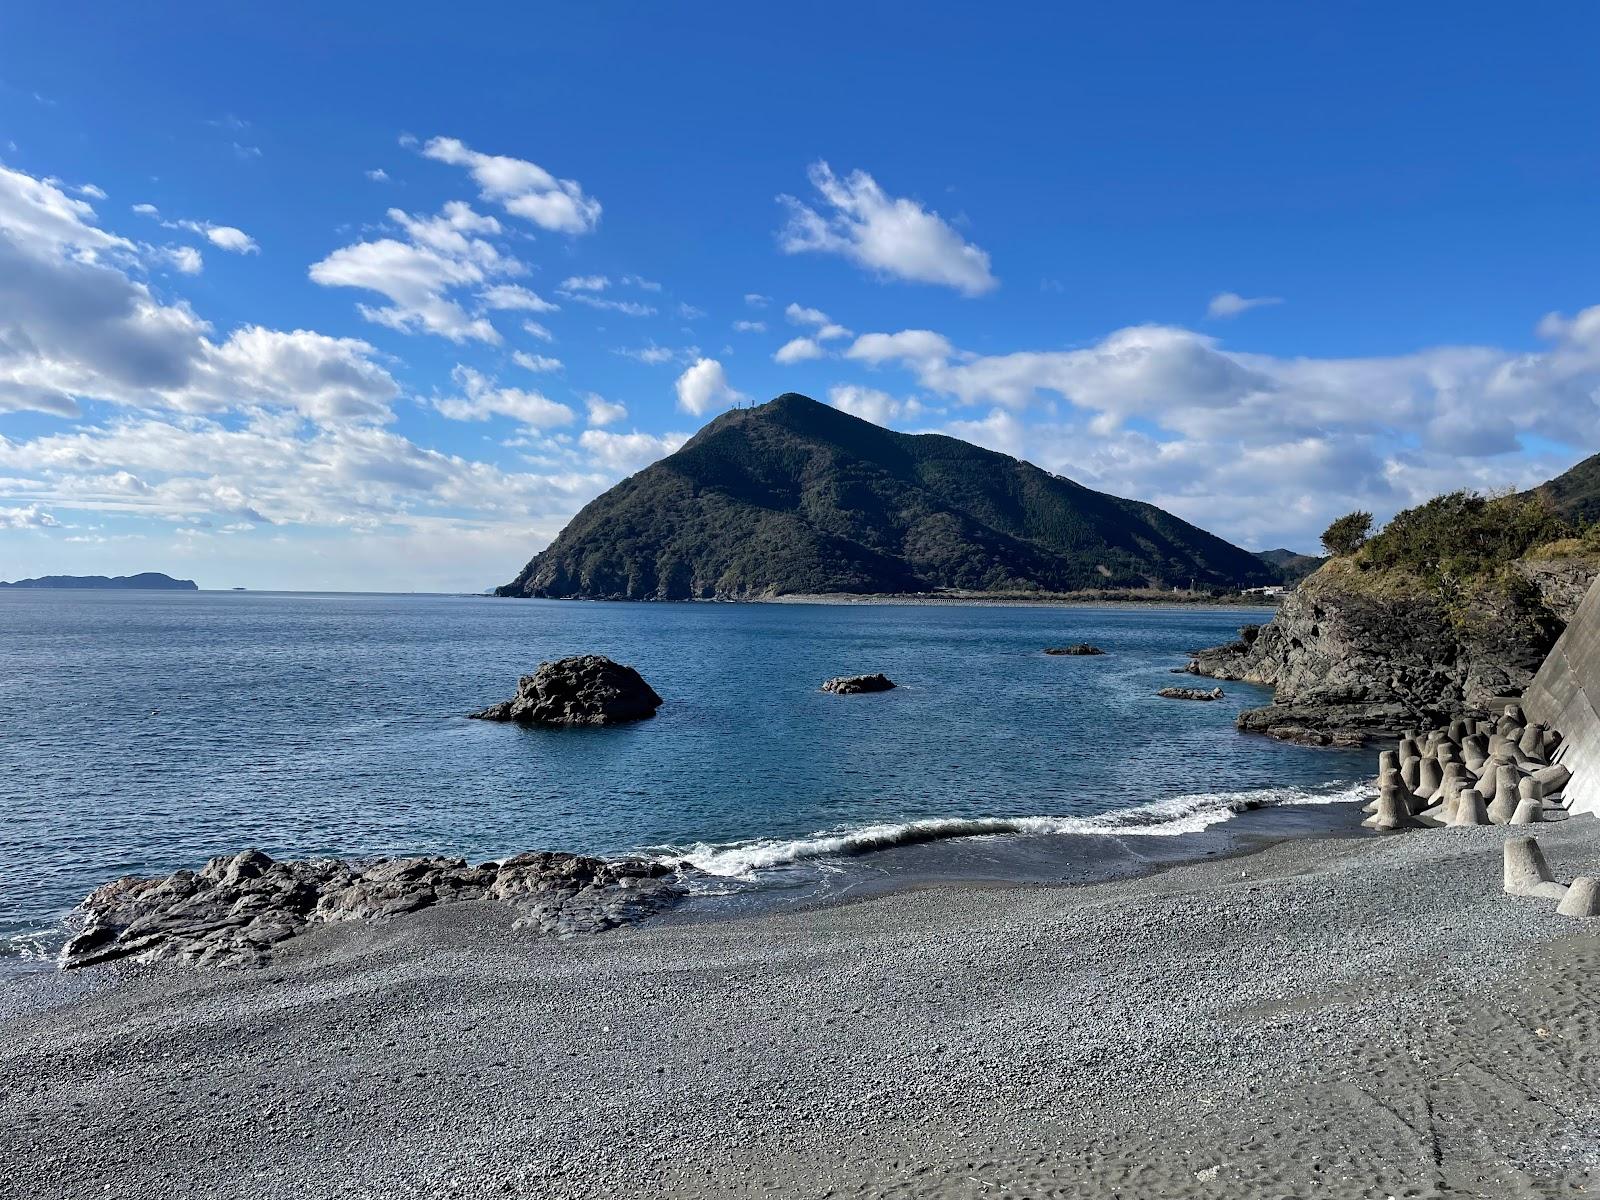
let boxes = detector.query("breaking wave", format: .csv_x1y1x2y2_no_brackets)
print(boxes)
660,782,1370,879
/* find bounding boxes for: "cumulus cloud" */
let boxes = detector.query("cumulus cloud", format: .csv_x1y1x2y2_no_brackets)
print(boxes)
561,274,609,291
365,168,389,182
675,357,745,416
778,162,997,296
827,385,925,426
784,302,851,342
431,365,574,429
309,201,515,343
583,393,627,426
522,320,555,342
1208,291,1282,319
0,162,399,424
744,293,770,308
774,337,824,365
733,319,766,333
0,503,59,529
161,245,204,274
420,136,600,234
577,428,687,472
841,313,1600,549
561,292,656,317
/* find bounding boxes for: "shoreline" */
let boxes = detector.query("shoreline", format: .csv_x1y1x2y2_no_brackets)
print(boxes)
8,816,1600,1197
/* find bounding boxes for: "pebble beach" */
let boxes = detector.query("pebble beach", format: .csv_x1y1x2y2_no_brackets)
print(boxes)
6,815,1599,1199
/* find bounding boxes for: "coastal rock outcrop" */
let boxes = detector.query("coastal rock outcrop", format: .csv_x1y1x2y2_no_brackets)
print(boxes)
1187,555,1595,745
1158,686,1223,701
470,655,662,726
1044,644,1105,656
61,848,684,969
821,673,896,694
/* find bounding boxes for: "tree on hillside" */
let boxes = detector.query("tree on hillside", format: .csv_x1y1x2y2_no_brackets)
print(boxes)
1322,511,1373,557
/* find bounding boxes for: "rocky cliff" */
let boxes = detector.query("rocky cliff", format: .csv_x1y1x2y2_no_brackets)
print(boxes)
1190,553,1599,745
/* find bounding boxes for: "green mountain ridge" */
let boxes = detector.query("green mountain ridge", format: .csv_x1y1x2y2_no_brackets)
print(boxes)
0,572,198,590
1532,451,1600,525
497,393,1279,600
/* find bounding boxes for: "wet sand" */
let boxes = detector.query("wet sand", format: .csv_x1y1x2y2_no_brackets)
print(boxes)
5,818,1600,1199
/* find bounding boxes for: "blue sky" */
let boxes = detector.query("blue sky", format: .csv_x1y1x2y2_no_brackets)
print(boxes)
2,3,1598,590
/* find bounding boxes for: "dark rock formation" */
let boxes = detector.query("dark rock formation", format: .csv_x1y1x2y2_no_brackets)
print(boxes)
1158,686,1224,701
1188,555,1598,746
0,572,198,590
470,655,662,726
821,673,896,694
61,848,684,969
1044,644,1105,656
495,393,1279,600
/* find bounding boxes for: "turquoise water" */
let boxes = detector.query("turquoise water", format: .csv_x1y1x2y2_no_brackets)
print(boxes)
0,591,1369,961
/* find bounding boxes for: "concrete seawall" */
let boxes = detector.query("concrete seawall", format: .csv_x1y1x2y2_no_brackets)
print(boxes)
1526,572,1600,817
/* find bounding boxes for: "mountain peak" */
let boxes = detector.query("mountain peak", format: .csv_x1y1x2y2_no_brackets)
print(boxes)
497,394,1277,600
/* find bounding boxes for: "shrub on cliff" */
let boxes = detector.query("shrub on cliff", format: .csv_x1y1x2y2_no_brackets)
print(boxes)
1357,491,1571,585
1321,511,1373,557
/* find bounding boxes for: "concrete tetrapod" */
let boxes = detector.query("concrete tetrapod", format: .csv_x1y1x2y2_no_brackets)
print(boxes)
1503,837,1569,900
1418,758,1444,802
1488,765,1523,825
1451,789,1491,826
1363,782,1420,832
1556,877,1600,918
1509,798,1545,825
1533,763,1573,793
1519,776,1545,803
1401,756,1422,792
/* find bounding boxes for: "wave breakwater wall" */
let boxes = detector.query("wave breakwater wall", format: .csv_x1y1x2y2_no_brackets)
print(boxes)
1526,573,1600,817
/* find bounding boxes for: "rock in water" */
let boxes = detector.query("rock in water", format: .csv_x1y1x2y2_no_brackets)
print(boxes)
1044,644,1106,656
470,655,662,726
821,673,896,695
1157,686,1225,702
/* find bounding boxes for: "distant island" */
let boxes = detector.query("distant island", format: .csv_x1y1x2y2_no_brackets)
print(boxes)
498,393,1286,600
0,572,199,591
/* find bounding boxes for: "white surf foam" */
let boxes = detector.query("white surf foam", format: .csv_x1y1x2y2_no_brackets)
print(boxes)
659,782,1371,880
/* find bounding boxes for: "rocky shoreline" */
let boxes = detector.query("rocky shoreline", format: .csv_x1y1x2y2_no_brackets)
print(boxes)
1185,554,1599,745
61,849,684,969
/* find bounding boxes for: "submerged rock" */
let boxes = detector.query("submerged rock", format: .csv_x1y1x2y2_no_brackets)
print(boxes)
1158,686,1224,702
1044,644,1105,656
821,673,896,695
470,655,662,726
61,847,684,970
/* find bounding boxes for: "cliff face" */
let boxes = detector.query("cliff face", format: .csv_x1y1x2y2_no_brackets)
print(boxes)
498,393,1279,600
1190,555,1598,744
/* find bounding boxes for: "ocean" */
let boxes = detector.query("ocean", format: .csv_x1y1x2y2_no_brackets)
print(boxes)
0,590,1370,967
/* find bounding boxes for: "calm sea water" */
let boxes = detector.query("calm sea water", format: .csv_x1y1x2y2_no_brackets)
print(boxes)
0,591,1370,964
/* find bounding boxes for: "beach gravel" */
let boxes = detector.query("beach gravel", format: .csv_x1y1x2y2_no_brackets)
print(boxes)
5,819,1600,1198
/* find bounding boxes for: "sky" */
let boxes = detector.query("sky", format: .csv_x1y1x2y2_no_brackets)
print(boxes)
2,3,1599,591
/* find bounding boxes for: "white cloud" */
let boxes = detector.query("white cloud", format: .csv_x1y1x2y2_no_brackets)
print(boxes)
577,428,687,472
744,293,770,308
840,312,1600,549
733,320,766,333
561,274,609,291
1208,292,1282,319
621,275,661,292
0,162,399,424
774,337,824,365
420,136,601,234
616,342,680,365
76,183,108,200
365,168,389,182
827,385,924,426
431,365,574,429
522,320,555,342
162,245,204,274
133,204,259,254
675,357,746,416
778,162,997,296
785,303,851,341
583,393,627,426
0,503,59,529
309,201,516,343
561,292,656,317
479,283,558,313
512,351,562,372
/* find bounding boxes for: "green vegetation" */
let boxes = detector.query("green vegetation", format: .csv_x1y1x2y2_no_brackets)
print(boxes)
1254,547,1325,584
1356,491,1570,583
1320,511,1372,557
1530,450,1600,525
498,393,1279,600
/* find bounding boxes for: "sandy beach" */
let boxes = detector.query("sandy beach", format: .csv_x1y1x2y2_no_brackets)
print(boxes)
5,817,1599,1200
